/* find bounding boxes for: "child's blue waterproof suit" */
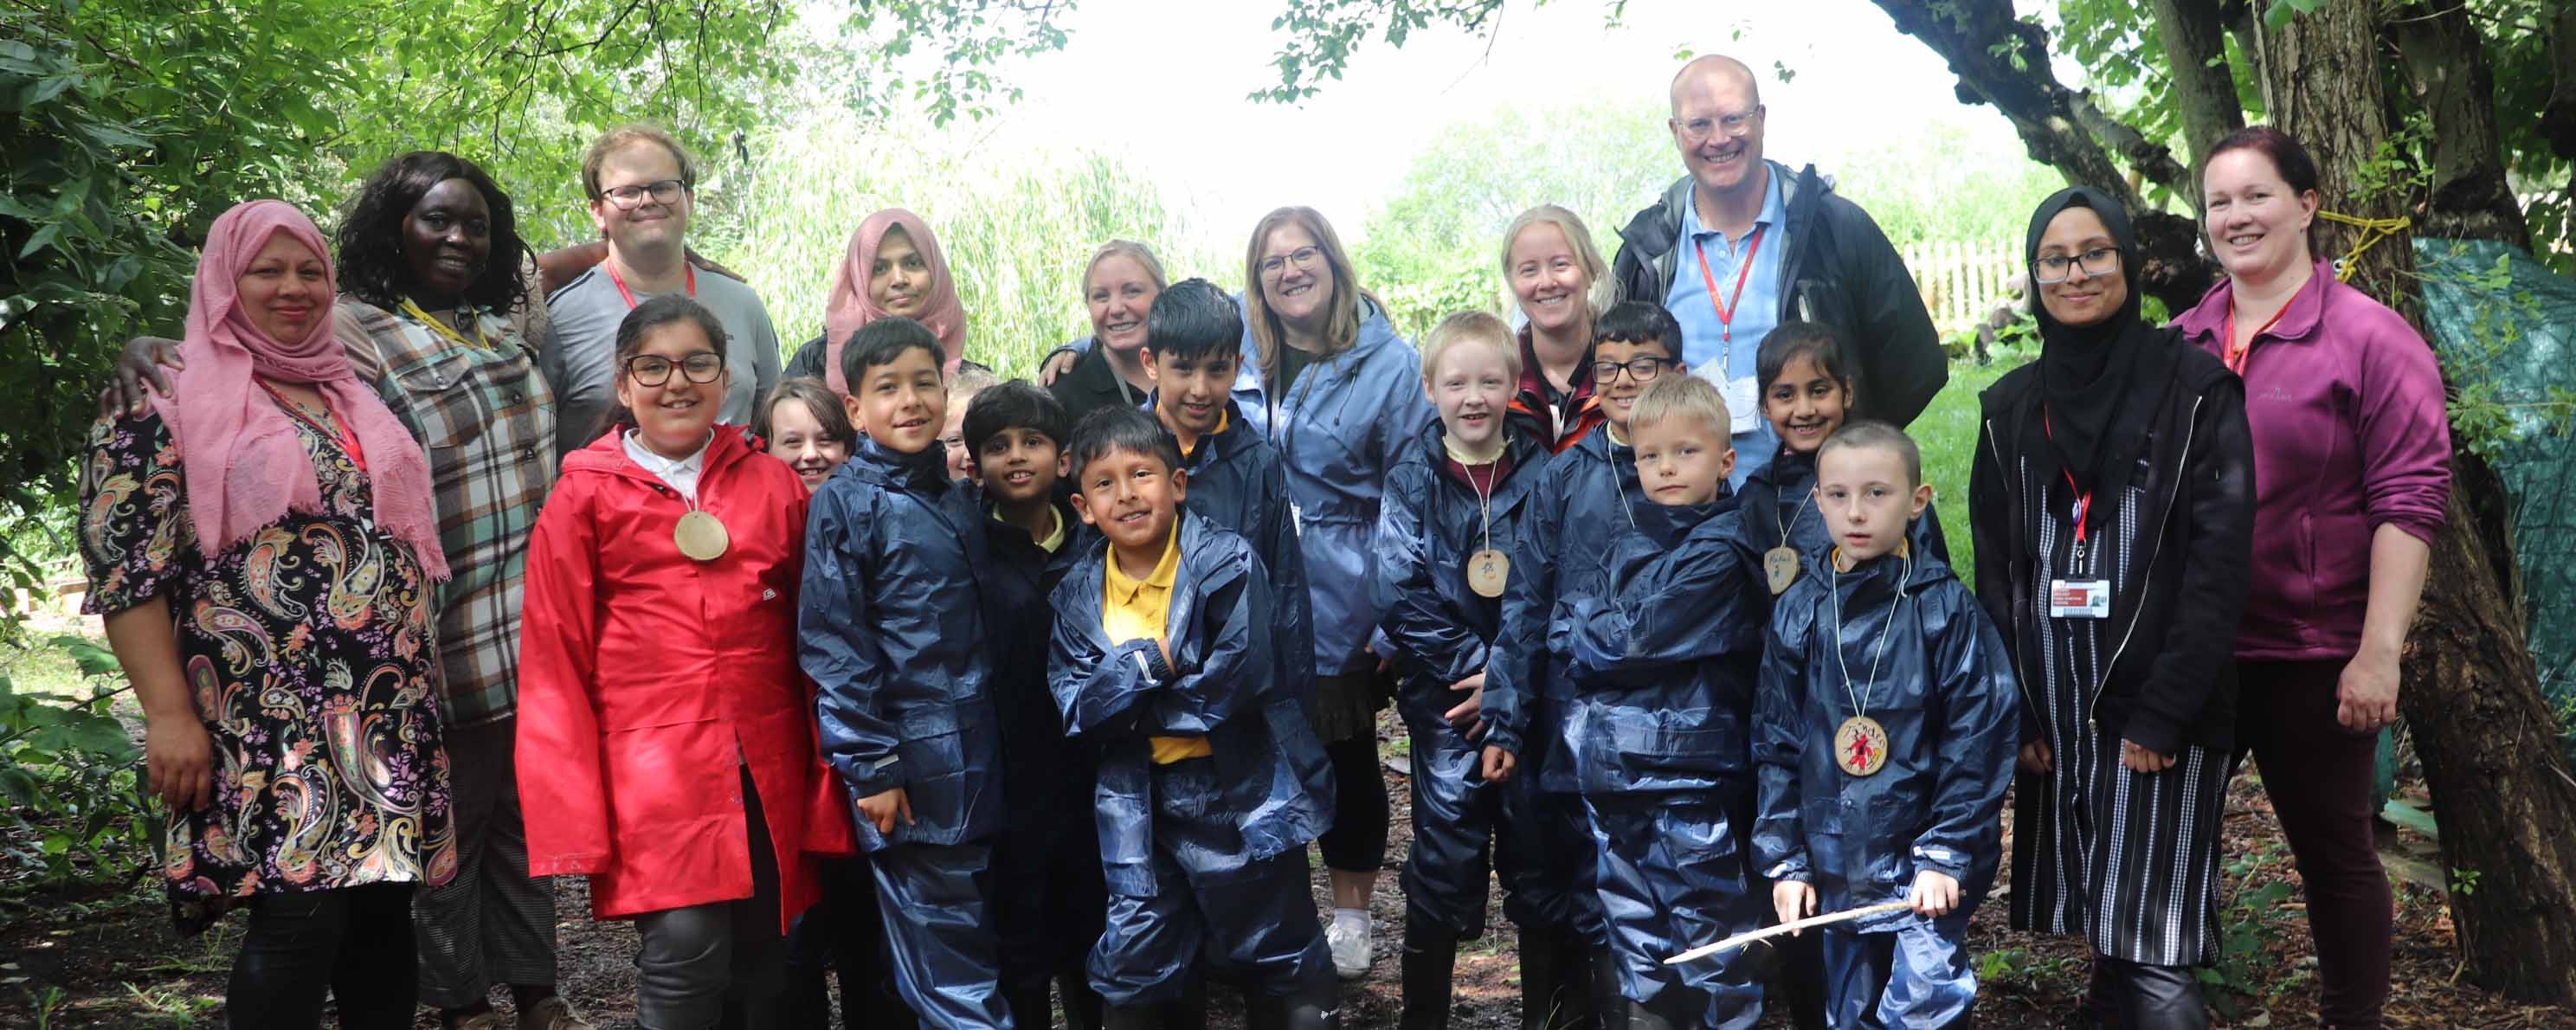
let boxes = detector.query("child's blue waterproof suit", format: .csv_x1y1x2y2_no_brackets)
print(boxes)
1481,426,1645,939
1554,497,1767,1029
1751,516,2017,1029
1162,395,1316,706
979,488,1108,995
1371,417,1554,938
1739,445,1951,609
801,440,1014,1028
1046,512,1337,1006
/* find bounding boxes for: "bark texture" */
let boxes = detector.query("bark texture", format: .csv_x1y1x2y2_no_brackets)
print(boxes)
2148,0,2248,191
2388,1,2533,250
2267,0,2576,1007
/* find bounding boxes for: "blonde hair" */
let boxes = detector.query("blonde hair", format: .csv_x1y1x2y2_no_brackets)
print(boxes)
581,124,699,201
1243,206,1383,381
1420,311,1523,383
1499,205,1615,325
1084,240,1169,297
948,363,999,403
1627,373,1731,437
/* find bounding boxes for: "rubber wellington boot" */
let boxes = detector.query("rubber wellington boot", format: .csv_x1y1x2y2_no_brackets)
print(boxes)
1399,921,1462,1030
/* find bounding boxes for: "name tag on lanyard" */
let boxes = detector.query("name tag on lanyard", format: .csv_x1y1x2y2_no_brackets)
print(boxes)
2049,579,2110,619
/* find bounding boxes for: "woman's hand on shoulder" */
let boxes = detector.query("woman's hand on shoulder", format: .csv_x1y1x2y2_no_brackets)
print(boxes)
101,337,184,417
1039,349,1079,387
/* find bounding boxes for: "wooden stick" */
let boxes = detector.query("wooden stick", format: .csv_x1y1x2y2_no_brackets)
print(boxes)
1663,901,1915,966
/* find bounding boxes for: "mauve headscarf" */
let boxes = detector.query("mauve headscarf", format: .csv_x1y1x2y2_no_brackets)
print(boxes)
821,208,965,392
154,200,447,580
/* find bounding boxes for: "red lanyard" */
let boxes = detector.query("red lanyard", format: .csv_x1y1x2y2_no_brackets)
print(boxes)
1690,225,1766,345
607,261,696,309
261,381,369,475
2221,299,2288,375
2041,409,2090,544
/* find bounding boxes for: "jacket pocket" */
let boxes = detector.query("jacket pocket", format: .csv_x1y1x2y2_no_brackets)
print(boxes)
391,349,490,450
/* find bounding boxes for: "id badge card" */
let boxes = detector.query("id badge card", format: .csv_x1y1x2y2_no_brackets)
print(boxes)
1723,375,1761,435
2049,579,2111,619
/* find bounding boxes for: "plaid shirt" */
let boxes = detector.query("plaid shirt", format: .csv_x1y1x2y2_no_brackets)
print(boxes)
343,300,557,726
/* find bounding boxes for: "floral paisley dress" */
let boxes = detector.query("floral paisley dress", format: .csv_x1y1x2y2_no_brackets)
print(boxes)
78,406,454,934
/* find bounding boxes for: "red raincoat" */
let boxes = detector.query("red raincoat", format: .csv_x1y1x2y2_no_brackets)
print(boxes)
517,427,853,930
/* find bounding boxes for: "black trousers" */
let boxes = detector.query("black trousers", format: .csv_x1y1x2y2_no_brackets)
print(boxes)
226,882,418,1030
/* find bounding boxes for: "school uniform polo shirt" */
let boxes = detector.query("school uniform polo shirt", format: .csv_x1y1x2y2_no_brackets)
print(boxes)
1102,525,1211,763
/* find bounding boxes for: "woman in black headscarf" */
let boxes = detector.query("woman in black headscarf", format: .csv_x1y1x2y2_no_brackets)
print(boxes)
1968,187,2255,1029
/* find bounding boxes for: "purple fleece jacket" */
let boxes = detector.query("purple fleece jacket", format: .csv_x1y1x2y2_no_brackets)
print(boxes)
2170,260,2451,661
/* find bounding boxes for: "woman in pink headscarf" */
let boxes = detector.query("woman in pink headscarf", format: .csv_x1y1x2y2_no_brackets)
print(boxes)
78,200,454,1029
780,208,969,393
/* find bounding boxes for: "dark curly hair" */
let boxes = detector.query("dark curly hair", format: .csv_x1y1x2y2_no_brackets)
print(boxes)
335,151,529,314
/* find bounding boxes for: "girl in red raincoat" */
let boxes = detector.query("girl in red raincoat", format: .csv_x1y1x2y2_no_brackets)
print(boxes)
517,294,853,1028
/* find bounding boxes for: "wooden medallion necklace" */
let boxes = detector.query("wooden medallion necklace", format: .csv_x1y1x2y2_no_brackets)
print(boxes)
1764,487,1813,595
1827,544,1911,776
1458,440,1510,598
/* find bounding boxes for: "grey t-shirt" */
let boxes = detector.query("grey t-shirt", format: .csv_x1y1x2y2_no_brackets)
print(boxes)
541,265,783,458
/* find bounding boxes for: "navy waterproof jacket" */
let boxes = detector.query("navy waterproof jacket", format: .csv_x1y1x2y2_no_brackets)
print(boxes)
980,490,1098,829
1551,496,1763,795
1483,426,1643,791
1047,512,1336,893
800,440,1003,852
1228,299,1435,676
1371,417,1552,730
1751,516,2018,924
1163,396,1315,706
1739,445,1953,610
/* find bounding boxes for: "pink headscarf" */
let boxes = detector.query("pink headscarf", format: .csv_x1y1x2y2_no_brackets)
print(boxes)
152,200,448,581
821,208,966,393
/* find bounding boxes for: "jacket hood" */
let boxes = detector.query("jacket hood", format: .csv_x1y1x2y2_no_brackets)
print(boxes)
846,437,954,493
1408,414,1549,483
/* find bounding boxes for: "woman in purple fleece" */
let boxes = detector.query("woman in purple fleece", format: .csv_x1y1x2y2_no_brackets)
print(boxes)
2172,126,2453,1030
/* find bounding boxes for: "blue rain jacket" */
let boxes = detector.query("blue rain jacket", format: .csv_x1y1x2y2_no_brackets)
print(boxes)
1372,417,1552,728
802,440,1004,852
1484,427,1644,792
1164,396,1316,706
1228,299,1435,676
1552,495,1763,796
1046,512,1336,895
1750,514,2017,931
1739,445,1952,610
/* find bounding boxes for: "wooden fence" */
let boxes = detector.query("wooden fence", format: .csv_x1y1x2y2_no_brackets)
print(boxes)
1900,237,2025,332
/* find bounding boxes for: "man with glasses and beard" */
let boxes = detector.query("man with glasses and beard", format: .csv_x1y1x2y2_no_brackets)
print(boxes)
541,124,782,458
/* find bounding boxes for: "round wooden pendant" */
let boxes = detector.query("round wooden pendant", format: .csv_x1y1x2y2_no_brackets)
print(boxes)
1466,549,1510,598
674,510,731,561
1833,715,1890,776
1764,546,1800,595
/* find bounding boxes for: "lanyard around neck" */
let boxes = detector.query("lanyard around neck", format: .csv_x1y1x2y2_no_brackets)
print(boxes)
608,261,695,309
1691,223,1767,357
2222,299,2289,375
397,299,486,351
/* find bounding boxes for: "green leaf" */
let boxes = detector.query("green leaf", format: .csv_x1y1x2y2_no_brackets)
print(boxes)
16,222,62,259
50,634,119,678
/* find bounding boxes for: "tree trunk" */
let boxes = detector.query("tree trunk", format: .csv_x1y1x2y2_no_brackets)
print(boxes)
2265,1,2576,1007
2544,3,2576,201
2387,1,2532,249
1871,0,2215,309
2148,0,2248,194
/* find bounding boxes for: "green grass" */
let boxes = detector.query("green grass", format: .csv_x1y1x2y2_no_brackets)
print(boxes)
1917,352,2022,589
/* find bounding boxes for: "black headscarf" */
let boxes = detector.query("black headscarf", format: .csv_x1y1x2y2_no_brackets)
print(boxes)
2023,187,2181,502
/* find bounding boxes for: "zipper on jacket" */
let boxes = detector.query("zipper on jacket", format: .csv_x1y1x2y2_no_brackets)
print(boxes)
1981,416,2042,720
2088,393,2205,726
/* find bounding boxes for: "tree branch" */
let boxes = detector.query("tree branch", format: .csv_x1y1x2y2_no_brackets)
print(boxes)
2147,0,2247,192
2387,1,2531,248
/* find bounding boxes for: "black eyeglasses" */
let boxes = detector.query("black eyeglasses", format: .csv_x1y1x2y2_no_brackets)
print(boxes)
1592,357,1678,383
600,179,688,210
2033,247,2120,284
626,352,724,386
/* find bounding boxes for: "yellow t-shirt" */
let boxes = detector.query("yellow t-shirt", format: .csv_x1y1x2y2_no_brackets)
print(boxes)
990,503,1067,553
1103,526,1211,763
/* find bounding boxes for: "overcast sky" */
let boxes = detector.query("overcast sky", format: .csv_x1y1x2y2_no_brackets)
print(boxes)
967,0,2033,248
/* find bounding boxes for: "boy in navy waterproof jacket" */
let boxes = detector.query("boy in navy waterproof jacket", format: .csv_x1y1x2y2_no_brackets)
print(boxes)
1048,406,1341,1029
800,319,1014,1028
1752,422,2016,1028
1143,279,1316,707
1552,373,1768,1028
964,381,1109,1028
1370,312,1555,1027
1480,300,1685,1018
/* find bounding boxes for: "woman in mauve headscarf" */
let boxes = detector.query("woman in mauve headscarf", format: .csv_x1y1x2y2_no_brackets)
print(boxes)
779,207,969,391
78,198,452,1029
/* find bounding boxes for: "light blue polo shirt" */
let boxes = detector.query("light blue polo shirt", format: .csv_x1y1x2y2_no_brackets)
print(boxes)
1665,165,1788,487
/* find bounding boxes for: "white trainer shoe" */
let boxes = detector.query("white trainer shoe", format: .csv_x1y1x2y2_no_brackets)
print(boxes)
1326,914,1374,981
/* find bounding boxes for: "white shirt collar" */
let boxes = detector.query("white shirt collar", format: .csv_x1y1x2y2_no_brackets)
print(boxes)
622,429,715,500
